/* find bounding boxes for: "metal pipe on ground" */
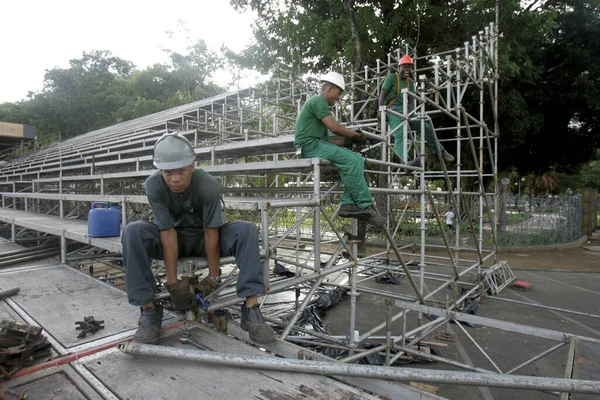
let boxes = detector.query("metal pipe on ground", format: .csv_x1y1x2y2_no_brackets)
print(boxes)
118,342,600,395
0,244,56,257
0,250,60,268
0,247,60,262
0,287,20,299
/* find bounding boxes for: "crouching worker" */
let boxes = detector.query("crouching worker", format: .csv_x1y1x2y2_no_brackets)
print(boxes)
294,71,385,225
122,133,275,344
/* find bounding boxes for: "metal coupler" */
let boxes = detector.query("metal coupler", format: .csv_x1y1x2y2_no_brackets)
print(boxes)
195,294,211,311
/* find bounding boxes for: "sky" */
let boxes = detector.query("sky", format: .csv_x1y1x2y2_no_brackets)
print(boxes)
1,0,260,103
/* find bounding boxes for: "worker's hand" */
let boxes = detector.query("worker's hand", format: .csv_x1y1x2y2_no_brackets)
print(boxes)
354,131,368,142
166,277,198,312
193,275,220,297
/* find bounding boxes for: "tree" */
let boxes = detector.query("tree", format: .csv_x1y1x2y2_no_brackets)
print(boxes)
1,39,227,139
25,50,134,138
231,0,600,176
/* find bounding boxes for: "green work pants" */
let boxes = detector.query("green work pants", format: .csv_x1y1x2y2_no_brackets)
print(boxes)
388,107,443,161
300,139,373,209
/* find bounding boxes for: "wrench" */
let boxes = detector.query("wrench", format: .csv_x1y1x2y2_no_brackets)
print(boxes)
179,333,211,351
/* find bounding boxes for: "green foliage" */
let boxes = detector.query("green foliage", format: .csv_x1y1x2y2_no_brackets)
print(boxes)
1,41,226,142
580,160,600,189
231,0,600,176
230,0,502,74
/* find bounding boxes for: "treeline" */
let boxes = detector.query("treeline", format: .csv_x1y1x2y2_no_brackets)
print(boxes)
1,0,600,190
0,41,225,143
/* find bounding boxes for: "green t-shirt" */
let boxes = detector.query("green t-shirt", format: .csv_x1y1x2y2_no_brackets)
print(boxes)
381,74,416,109
294,95,332,147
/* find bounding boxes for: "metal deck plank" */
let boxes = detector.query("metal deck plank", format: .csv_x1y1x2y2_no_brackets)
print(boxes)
3,364,104,400
0,263,177,349
79,324,379,400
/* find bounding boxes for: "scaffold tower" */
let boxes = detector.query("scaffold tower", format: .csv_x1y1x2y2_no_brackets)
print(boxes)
1,22,599,397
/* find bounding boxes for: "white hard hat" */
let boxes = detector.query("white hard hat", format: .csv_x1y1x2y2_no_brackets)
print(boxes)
321,71,345,92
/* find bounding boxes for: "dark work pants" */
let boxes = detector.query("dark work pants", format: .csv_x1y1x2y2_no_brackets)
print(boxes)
121,220,265,306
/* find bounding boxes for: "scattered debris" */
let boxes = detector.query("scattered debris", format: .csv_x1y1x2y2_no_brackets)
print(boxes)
374,273,402,285
208,310,231,332
436,331,457,342
274,262,295,278
0,320,51,380
0,385,28,399
316,288,347,311
513,280,532,291
361,344,438,366
75,316,105,339
409,382,440,395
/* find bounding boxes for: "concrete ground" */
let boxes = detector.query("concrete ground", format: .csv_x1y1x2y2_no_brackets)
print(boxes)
319,236,600,399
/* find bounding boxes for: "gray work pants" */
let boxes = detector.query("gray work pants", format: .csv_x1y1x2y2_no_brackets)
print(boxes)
121,220,265,306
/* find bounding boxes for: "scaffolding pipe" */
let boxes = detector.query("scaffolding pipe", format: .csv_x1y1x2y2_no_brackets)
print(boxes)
118,343,600,394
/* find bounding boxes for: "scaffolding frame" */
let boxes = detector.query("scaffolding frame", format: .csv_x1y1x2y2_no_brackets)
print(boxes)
0,22,598,397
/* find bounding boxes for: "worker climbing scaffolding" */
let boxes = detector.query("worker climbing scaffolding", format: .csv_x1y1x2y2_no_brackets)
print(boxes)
378,55,455,166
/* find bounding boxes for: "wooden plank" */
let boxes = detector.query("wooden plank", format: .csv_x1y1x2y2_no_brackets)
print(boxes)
410,382,440,395
0,121,24,138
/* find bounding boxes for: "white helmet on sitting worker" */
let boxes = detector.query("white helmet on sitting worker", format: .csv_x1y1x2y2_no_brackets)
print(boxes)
321,71,345,92
153,133,196,170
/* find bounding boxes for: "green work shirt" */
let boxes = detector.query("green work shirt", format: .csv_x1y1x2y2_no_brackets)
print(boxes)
144,169,223,234
294,95,332,147
381,74,416,108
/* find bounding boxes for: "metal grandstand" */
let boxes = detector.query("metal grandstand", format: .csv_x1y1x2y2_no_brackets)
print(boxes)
1,22,600,399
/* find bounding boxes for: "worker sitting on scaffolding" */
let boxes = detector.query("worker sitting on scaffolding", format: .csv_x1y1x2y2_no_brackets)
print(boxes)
294,71,385,225
378,55,454,166
121,133,275,345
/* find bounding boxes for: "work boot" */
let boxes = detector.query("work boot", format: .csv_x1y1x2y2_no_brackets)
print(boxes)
132,304,163,345
407,158,421,167
441,149,455,162
363,209,386,225
337,204,375,220
241,304,275,343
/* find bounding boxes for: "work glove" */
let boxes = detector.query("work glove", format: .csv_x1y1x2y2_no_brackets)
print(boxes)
193,275,221,298
166,277,198,312
354,131,368,142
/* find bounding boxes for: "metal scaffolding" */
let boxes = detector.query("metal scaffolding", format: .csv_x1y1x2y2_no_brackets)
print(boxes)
0,22,598,397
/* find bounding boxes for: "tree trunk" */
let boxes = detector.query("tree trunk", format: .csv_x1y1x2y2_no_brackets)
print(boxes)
343,0,364,71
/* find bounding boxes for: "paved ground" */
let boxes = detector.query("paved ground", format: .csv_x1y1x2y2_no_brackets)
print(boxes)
320,236,600,399
494,235,600,273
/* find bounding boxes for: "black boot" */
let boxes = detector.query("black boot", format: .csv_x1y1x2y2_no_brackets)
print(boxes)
132,304,163,344
241,304,275,343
